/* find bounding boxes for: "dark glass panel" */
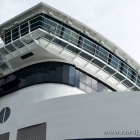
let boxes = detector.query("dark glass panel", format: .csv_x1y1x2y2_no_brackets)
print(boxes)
42,17,58,33
43,66,49,82
13,40,24,48
67,45,80,54
86,86,92,93
0,109,5,123
25,68,32,86
136,76,140,87
95,46,108,63
75,70,80,88
55,24,62,37
42,33,54,41
36,66,44,83
123,80,133,87
0,48,8,55
55,65,63,83
109,55,119,69
62,27,71,41
104,66,116,75
12,27,19,41
62,65,69,84
53,38,67,47
49,64,56,83
127,68,136,82
80,82,86,91
80,72,86,84
70,31,79,46
30,16,42,31
4,108,10,122
5,31,11,44
132,87,139,91
118,62,128,76
69,66,75,86
79,52,92,61
30,68,37,85
1,75,19,91
92,79,97,90
127,68,132,79
92,59,105,68
0,62,116,97
18,70,26,88
83,39,94,54
78,36,84,48
113,73,125,81
20,22,29,36
86,75,92,87
5,44,16,52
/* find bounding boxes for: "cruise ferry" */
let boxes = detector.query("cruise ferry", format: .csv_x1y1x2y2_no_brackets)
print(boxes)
0,2,140,140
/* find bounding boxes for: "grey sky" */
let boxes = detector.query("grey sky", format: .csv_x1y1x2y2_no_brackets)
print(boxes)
0,0,140,63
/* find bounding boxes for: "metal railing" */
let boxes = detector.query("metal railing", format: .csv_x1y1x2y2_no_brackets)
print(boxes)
1,14,140,89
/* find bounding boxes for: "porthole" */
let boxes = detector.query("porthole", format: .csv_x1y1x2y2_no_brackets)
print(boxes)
0,107,10,123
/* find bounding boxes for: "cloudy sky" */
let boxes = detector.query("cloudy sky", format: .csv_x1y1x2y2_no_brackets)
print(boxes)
0,0,140,63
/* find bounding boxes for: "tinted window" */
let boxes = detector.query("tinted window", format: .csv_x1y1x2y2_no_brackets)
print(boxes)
42,17,57,33
0,62,114,97
69,66,75,86
62,27,71,41
119,62,128,76
95,46,108,62
70,31,79,46
109,55,119,69
20,22,29,36
5,31,11,44
75,70,80,87
83,39,94,54
12,27,19,41
30,16,42,31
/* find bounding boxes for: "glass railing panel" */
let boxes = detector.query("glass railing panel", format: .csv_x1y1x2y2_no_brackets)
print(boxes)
79,51,93,61
108,55,119,69
70,31,79,46
95,46,109,63
83,38,94,54
61,27,71,42
118,61,128,76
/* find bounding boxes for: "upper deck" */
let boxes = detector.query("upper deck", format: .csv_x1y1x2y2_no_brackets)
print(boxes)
0,2,139,92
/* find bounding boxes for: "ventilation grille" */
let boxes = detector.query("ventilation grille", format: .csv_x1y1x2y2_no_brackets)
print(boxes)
0,132,10,140
20,52,34,60
17,123,46,140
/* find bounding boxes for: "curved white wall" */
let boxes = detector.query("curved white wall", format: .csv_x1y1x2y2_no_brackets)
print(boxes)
0,84,140,140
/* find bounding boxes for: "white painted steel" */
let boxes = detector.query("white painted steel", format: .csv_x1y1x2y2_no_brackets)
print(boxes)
0,84,140,139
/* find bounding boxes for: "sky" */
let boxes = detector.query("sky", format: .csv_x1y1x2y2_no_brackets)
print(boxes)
0,0,140,64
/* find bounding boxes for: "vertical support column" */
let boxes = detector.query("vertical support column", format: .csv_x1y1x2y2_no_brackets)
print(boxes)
28,20,31,33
